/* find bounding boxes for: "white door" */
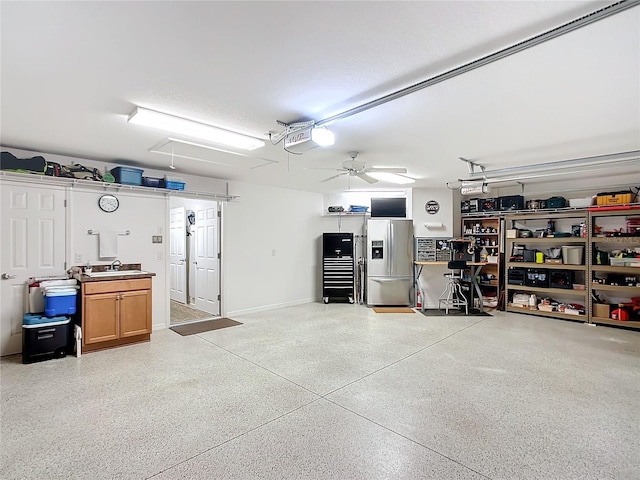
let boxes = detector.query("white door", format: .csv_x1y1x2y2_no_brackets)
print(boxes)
194,202,219,315
169,206,186,304
1,182,66,356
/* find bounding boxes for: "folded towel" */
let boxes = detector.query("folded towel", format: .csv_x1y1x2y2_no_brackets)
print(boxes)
99,231,118,258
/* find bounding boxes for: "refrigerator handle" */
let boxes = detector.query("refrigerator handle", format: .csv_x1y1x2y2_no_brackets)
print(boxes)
389,221,394,274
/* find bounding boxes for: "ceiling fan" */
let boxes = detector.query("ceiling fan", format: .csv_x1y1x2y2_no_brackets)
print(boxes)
320,151,409,184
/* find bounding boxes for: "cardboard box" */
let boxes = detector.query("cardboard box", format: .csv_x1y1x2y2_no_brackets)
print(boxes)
592,303,610,318
506,229,518,238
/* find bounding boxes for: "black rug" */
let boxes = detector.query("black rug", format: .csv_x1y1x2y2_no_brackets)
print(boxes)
419,308,492,317
170,318,242,336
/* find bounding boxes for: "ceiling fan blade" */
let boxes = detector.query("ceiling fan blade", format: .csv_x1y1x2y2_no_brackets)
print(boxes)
357,173,379,184
367,167,408,174
320,172,348,182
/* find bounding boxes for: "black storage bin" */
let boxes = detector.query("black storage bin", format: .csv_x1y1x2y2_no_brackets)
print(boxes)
525,268,548,288
549,270,573,289
461,200,470,213
22,318,71,364
507,267,526,285
523,249,535,263
499,195,525,211
479,198,498,212
546,196,567,208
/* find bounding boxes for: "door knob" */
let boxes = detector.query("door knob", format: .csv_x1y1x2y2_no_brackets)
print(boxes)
1,273,17,279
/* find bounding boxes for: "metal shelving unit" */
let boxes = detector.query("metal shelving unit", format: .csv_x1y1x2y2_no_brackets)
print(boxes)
504,210,590,322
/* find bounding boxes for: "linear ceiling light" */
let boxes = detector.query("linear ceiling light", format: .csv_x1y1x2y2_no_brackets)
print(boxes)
128,107,265,151
368,172,415,184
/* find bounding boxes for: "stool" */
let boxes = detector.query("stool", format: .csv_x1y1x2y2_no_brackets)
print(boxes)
438,260,469,314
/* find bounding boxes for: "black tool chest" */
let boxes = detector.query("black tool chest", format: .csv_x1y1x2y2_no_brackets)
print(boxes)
322,233,355,304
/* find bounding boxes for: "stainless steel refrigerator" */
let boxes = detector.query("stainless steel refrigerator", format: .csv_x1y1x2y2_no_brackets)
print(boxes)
366,219,414,306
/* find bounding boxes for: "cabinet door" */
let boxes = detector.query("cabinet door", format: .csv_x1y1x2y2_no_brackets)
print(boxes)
84,293,119,344
119,290,151,337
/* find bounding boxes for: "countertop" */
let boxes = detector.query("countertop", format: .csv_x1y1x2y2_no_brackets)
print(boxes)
73,263,156,282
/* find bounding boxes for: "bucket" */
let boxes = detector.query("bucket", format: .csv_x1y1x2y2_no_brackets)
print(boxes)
562,246,584,265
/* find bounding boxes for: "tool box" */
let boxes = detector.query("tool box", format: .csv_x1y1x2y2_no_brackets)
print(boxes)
596,191,633,206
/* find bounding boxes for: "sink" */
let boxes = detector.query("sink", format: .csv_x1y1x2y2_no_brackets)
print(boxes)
86,270,147,277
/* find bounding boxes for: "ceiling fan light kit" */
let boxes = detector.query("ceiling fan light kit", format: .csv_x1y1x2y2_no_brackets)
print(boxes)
368,171,415,184
128,107,265,151
321,151,415,185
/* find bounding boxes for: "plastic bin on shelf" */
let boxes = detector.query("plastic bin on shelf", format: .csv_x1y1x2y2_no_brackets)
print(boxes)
142,176,164,188
111,167,144,185
562,246,584,265
164,181,185,190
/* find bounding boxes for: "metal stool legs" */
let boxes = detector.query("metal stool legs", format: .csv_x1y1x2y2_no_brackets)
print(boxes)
438,276,469,314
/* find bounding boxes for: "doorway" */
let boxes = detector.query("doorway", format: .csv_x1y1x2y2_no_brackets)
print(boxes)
168,197,221,325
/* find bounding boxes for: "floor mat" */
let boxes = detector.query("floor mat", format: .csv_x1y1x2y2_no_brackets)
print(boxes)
419,308,492,317
170,318,243,336
372,307,416,313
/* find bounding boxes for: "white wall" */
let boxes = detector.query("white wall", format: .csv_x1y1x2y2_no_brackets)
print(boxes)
223,182,324,316
70,188,169,330
411,187,457,308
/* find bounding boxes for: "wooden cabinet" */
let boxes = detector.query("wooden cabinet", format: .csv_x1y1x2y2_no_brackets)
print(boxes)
462,216,501,308
589,209,640,330
81,278,152,351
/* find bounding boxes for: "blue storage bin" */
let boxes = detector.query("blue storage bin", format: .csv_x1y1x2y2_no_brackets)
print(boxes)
165,181,185,190
45,293,77,317
111,167,143,186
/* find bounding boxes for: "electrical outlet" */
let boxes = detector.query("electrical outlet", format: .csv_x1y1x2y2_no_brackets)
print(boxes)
75,253,83,263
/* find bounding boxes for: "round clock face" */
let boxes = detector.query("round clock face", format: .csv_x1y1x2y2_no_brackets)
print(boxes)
425,200,440,214
98,194,119,213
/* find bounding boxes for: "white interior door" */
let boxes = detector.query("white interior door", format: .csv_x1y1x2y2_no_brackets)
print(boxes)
194,202,219,315
1,182,66,356
169,206,186,304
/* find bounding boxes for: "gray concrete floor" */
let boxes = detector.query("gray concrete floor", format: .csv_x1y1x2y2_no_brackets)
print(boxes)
1,303,638,479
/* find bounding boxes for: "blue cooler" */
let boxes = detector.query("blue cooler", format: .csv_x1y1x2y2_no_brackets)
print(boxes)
22,315,71,364
44,290,77,317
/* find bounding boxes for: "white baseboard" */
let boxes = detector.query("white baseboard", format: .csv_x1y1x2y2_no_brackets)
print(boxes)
228,298,314,317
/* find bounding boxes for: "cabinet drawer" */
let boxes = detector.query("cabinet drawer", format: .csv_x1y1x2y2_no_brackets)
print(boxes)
83,278,151,295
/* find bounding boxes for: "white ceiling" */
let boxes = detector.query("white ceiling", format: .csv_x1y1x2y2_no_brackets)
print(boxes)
1,1,639,194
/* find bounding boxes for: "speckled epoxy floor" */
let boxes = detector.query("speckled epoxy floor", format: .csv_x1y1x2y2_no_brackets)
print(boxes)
1,303,638,479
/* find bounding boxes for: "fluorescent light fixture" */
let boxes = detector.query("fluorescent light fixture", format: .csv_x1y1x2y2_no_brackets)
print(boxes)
310,126,335,146
368,172,415,184
128,107,265,151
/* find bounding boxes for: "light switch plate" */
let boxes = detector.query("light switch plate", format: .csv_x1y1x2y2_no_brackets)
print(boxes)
152,235,163,244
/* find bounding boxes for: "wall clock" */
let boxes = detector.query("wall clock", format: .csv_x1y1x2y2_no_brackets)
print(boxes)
425,200,440,215
98,194,119,213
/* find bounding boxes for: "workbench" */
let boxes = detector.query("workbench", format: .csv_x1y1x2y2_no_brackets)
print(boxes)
414,261,488,313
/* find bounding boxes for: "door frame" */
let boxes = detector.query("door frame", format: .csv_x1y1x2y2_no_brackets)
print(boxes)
167,196,223,326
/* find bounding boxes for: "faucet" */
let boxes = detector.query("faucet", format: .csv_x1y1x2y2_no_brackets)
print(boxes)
109,259,122,271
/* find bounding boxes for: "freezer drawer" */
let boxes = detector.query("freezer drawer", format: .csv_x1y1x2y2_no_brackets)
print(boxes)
366,277,413,306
